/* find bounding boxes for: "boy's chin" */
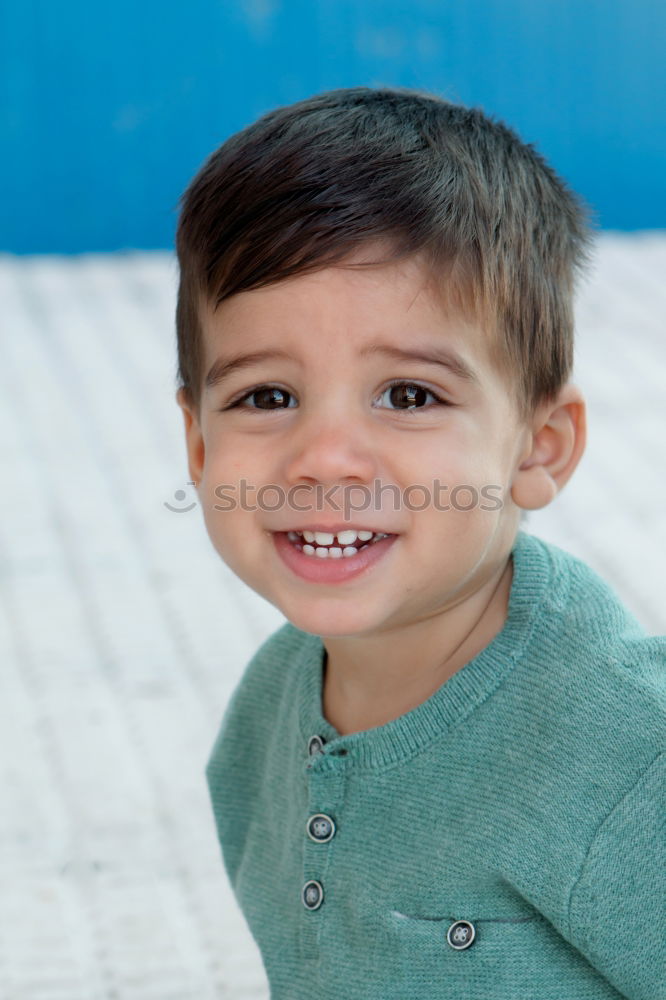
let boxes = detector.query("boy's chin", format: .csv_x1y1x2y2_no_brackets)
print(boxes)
276,603,384,639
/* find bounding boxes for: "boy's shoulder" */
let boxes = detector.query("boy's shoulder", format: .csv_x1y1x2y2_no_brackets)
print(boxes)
243,619,315,681
215,619,316,727
513,531,666,776
205,620,315,795
518,528,660,638
521,529,665,687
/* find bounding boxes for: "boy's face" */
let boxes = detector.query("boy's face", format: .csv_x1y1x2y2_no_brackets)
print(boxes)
178,250,534,639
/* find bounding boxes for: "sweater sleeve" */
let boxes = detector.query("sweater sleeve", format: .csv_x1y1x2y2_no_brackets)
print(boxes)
567,751,666,1000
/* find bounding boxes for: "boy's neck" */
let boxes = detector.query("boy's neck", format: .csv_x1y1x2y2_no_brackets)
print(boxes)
321,552,514,737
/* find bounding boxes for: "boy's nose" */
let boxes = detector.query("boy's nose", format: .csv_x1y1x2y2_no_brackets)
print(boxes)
281,414,378,488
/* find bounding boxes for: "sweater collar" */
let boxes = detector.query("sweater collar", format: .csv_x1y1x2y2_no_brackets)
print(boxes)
297,530,554,770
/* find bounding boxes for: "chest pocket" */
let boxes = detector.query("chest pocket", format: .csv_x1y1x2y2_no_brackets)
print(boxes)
384,907,619,999
390,906,541,958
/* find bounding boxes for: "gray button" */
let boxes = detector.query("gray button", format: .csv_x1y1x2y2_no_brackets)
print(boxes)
306,813,336,843
308,735,326,756
302,880,324,910
447,920,476,950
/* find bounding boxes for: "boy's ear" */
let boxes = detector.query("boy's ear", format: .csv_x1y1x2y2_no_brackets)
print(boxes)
511,383,587,511
175,388,205,489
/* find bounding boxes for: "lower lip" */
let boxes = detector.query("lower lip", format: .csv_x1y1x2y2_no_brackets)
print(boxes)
272,532,398,583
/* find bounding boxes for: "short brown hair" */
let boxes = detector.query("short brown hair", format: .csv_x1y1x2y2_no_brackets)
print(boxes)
175,86,596,423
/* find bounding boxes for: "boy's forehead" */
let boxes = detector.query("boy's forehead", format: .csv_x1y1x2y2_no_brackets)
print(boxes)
198,249,501,384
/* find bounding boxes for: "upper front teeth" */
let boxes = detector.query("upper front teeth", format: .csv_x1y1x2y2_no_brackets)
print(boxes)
303,529,376,546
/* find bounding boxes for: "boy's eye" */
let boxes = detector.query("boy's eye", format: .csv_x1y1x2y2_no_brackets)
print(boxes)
230,386,298,410
375,381,446,411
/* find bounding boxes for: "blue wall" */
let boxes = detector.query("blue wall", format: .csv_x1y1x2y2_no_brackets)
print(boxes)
2,0,664,253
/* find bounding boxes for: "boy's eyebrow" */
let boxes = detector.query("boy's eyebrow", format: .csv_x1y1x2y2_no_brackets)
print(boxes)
359,344,480,385
205,350,294,390
204,344,480,390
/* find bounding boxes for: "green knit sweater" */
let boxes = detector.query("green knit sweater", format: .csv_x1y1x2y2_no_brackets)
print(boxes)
206,530,666,999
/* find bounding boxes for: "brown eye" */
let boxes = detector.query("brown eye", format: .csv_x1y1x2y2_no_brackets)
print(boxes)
377,382,443,411
229,386,297,410
391,384,426,408
252,387,292,408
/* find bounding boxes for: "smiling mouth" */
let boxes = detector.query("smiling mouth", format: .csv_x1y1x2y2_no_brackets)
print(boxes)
285,529,393,558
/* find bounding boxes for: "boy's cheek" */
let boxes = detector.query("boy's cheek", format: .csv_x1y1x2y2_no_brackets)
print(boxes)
201,519,271,594
201,508,247,561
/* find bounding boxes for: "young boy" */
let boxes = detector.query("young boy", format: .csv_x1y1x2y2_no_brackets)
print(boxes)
174,87,665,999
